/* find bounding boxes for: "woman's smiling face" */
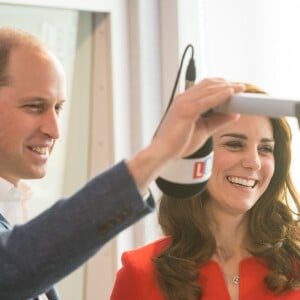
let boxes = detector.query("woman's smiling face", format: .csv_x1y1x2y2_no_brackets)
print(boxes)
207,115,275,215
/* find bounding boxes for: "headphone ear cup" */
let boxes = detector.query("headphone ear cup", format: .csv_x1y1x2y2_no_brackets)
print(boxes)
156,177,208,198
156,138,213,198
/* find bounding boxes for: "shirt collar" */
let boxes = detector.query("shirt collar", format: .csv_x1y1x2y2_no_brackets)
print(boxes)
0,177,31,225
0,177,19,202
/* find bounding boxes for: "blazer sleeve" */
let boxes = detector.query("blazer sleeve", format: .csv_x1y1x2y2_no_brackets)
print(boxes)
0,161,155,300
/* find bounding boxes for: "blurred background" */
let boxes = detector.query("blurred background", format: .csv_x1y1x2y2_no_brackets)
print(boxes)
0,0,299,299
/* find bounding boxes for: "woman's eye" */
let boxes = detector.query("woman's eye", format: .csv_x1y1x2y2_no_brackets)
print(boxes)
224,141,243,149
259,145,274,154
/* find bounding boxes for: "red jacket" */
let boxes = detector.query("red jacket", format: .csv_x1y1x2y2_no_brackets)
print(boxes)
110,237,300,300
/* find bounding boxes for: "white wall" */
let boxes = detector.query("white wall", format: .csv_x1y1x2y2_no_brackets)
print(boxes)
170,0,300,195
201,0,300,192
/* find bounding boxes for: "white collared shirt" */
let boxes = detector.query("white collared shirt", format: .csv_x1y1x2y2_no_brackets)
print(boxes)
0,177,25,225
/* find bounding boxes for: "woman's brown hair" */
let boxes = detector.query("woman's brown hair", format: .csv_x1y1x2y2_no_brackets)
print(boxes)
155,83,300,299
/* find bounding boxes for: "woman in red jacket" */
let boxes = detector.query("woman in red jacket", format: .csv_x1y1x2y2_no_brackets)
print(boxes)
111,84,300,300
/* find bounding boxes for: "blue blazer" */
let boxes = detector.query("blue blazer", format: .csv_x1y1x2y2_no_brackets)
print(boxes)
0,161,155,300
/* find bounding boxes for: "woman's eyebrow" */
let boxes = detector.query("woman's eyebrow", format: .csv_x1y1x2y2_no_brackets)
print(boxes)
220,133,246,139
261,138,275,143
220,133,275,143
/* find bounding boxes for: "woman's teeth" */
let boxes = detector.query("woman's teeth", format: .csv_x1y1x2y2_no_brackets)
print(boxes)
227,176,256,188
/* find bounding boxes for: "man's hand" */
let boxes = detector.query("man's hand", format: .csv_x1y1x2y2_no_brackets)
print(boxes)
127,78,245,195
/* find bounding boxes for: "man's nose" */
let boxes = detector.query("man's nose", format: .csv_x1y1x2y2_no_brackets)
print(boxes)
39,110,60,139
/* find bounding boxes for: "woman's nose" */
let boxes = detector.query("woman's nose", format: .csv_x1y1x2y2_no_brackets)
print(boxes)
241,150,261,170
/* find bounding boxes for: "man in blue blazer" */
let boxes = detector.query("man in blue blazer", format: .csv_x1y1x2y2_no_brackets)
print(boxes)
0,27,245,299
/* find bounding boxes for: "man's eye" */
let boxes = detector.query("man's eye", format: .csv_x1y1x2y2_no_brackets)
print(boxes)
55,104,64,116
25,103,44,112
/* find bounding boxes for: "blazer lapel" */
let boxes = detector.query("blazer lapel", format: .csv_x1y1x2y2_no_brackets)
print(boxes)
0,215,60,300
0,213,11,230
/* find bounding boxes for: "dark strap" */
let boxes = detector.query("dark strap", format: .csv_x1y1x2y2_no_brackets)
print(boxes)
45,287,60,300
296,102,300,129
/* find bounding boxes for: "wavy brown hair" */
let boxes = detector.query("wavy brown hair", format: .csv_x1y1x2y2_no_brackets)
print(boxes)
155,84,300,300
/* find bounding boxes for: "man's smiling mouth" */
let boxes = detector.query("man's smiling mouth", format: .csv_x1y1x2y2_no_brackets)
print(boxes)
30,146,49,155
